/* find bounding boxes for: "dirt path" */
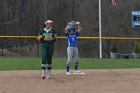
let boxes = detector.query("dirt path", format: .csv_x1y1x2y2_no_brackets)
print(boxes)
0,69,140,93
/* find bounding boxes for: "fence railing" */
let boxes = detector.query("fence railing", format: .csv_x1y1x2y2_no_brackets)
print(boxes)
1,36,140,40
0,36,140,58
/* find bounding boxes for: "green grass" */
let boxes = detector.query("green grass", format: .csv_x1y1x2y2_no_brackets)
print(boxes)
0,57,140,70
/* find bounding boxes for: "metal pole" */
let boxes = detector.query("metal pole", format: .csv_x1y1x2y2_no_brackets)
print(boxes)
99,0,102,58
2,38,3,58
107,40,110,58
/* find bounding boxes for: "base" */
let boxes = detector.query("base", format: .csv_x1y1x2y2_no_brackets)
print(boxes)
73,72,85,75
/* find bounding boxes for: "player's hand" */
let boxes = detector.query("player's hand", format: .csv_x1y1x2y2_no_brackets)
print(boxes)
37,35,44,41
44,35,52,41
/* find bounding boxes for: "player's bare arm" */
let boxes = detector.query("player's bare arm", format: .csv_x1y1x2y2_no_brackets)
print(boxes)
77,25,82,32
51,34,57,41
65,25,69,34
37,35,43,41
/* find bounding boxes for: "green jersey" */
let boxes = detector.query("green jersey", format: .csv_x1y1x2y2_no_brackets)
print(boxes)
39,28,57,44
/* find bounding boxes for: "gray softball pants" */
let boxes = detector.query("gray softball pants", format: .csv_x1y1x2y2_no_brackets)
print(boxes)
66,47,79,66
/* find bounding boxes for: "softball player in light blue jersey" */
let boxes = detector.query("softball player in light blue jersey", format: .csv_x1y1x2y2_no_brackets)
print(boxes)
65,24,82,75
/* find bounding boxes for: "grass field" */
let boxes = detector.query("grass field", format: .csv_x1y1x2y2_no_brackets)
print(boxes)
0,57,140,70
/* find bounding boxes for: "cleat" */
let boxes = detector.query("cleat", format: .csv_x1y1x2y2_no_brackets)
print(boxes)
47,70,51,79
66,72,72,75
41,69,46,79
42,75,46,79
47,75,51,79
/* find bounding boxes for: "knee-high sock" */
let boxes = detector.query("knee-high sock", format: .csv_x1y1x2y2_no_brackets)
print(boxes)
41,64,46,75
47,64,52,76
66,62,70,72
75,62,78,70
41,64,46,70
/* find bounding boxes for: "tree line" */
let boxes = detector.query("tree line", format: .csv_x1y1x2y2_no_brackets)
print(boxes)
0,0,140,57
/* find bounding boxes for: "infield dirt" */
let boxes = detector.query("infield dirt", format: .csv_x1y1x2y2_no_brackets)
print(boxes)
0,69,140,93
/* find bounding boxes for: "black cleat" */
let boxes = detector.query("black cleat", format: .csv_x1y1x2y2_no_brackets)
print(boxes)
41,75,46,79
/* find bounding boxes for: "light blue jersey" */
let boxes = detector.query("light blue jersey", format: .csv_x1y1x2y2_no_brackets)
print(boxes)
66,31,79,47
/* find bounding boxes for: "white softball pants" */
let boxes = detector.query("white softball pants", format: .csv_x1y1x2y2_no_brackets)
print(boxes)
66,47,79,66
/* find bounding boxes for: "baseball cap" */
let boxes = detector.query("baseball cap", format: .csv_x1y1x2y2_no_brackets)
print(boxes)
45,20,54,24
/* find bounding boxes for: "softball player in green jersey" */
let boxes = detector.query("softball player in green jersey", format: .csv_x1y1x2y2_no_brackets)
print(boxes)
37,20,57,79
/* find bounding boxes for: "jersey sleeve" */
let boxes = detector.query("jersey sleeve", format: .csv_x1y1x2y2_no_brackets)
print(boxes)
51,29,57,42
65,31,69,36
53,29,57,35
38,29,43,35
75,31,79,36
